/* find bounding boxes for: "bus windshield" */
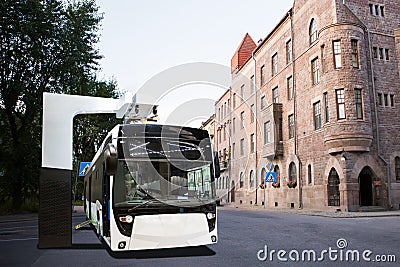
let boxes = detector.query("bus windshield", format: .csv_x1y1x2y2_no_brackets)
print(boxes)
113,137,216,207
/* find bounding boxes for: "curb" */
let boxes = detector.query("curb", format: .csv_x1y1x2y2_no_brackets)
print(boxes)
218,204,400,218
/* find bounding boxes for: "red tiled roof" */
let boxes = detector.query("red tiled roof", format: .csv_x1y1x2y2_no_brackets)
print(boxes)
230,33,256,72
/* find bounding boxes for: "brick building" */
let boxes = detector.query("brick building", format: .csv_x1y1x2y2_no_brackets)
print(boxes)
214,0,400,211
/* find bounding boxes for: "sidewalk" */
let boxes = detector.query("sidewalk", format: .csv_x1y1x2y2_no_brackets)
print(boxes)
218,203,400,218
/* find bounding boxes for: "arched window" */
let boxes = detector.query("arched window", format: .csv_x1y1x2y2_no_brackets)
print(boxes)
289,162,297,181
308,164,312,184
395,157,400,181
249,170,255,188
260,168,266,186
309,19,318,44
274,165,280,184
240,172,244,188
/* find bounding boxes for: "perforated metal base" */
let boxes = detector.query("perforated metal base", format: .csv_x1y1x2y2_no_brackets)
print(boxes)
39,168,72,248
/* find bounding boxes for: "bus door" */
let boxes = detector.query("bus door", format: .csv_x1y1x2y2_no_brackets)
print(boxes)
88,174,92,220
102,163,110,237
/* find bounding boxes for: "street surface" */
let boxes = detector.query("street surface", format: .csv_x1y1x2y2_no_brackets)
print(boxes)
0,207,399,266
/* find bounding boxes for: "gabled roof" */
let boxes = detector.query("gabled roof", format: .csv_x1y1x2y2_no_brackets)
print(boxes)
230,33,256,72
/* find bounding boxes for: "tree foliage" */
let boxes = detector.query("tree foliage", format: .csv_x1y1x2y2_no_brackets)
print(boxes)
0,0,120,210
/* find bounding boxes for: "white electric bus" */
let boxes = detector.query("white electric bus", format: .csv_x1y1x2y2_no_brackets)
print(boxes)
83,123,219,251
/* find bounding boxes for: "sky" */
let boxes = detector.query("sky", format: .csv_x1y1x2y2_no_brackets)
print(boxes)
95,0,293,126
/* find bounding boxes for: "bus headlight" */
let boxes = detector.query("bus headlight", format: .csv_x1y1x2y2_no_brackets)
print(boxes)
207,212,216,220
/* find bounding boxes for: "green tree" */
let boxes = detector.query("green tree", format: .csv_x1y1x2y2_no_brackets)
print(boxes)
0,0,119,210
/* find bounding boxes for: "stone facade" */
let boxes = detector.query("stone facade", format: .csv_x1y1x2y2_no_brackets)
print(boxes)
214,0,400,211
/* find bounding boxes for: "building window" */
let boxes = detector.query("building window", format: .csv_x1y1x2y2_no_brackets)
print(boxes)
261,65,265,85
309,19,318,44
313,101,322,130
395,157,400,181
223,124,226,140
274,165,280,185
287,76,293,100
261,95,266,109
384,94,388,106
373,47,378,59
278,118,283,142
355,89,363,119
251,75,255,94
240,172,244,188
240,138,244,156
321,44,326,73
333,40,342,69
385,49,389,61
286,39,292,63
288,114,295,139
351,39,359,68
311,57,319,85
368,4,385,17
250,134,255,153
233,93,236,109
379,48,384,60
390,94,395,107
308,164,312,185
232,143,235,159
226,176,229,189
260,168,266,186
249,170,255,189
272,53,278,76
232,117,236,133
288,162,297,182
324,92,330,123
251,104,255,123
240,84,245,102
264,121,271,144
223,148,227,161
377,92,383,106
336,89,346,119
272,86,279,103
240,111,244,128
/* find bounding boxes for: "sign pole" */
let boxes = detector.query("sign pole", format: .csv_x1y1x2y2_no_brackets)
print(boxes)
264,180,266,209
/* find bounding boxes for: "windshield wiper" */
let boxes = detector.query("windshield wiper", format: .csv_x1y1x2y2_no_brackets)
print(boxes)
128,199,160,212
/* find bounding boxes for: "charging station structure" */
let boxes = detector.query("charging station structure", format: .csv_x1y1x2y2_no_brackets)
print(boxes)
39,92,139,248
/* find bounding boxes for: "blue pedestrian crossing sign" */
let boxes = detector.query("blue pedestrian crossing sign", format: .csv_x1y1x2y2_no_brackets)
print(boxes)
79,162,91,177
265,172,276,183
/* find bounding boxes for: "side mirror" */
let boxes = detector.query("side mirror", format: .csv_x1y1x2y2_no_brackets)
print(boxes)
214,152,220,178
104,143,118,176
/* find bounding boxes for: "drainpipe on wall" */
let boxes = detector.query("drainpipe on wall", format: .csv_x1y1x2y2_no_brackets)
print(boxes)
228,87,232,203
252,51,258,205
288,11,302,209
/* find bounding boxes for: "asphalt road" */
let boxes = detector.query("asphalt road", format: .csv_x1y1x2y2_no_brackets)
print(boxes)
0,207,398,266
